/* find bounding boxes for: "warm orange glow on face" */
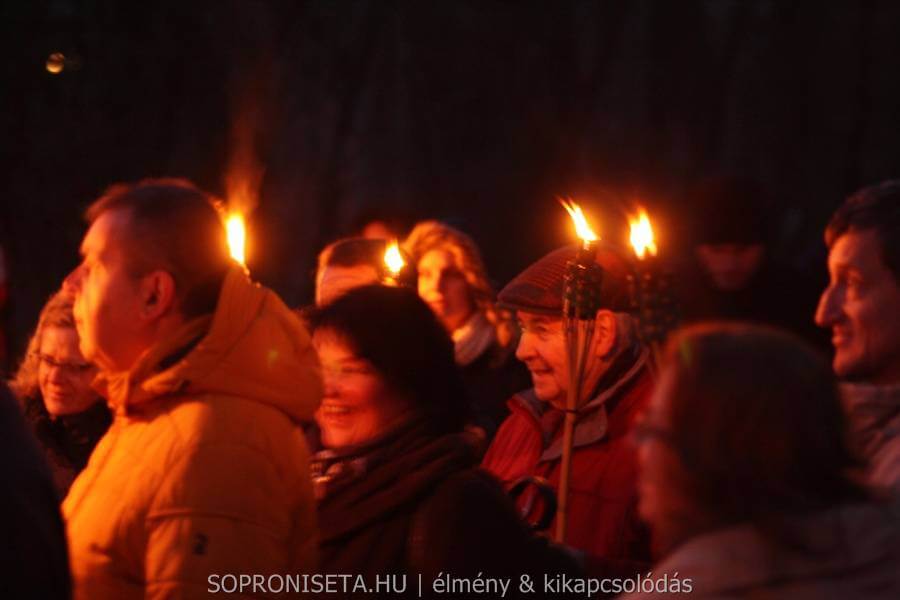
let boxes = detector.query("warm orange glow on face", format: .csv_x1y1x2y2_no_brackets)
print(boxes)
629,209,658,259
226,213,247,266
560,199,598,244
384,240,405,276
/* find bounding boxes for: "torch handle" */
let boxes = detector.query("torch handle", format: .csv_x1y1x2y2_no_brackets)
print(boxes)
555,399,577,543
556,320,594,543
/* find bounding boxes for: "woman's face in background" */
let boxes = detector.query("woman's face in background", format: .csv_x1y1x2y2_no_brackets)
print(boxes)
416,248,475,333
38,326,99,417
313,329,412,448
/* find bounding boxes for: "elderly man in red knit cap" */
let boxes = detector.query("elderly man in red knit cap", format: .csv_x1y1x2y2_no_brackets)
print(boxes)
482,244,653,576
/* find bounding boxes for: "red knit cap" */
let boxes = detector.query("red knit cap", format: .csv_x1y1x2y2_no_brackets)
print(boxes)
498,244,633,316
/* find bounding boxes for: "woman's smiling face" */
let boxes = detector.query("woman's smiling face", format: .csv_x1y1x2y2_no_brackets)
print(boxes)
313,329,412,448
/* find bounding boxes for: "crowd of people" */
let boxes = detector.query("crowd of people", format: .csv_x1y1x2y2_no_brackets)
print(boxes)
2,176,898,599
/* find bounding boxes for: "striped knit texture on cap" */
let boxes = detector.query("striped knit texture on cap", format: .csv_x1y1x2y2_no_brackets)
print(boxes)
498,244,633,316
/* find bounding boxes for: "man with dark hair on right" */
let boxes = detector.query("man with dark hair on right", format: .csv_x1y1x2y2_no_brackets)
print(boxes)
62,178,321,598
816,180,900,494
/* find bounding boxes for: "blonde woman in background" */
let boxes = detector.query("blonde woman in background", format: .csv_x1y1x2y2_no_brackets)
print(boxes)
10,290,110,497
405,220,530,442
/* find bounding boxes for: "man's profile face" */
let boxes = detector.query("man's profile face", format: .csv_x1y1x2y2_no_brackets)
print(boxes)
815,229,900,383
64,209,145,373
516,312,569,408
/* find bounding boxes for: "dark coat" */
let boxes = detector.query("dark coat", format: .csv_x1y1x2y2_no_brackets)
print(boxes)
0,383,70,599
460,339,531,443
22,394,111,498
314,420,580,598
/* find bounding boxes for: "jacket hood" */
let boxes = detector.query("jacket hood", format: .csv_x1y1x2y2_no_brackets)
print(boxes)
99,267,321,423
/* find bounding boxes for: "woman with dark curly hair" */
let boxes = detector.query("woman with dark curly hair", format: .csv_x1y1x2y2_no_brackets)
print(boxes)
10,291,111,498
309,285,578,594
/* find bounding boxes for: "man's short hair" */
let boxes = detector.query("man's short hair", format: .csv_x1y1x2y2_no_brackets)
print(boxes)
317,238,387,272
86,178,231,319
826,180,900,282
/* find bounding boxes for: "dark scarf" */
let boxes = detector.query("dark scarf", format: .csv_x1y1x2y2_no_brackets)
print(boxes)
313,418,479,545
24,395,112,473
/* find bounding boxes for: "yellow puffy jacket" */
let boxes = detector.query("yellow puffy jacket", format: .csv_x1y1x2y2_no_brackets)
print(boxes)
63,269,321,599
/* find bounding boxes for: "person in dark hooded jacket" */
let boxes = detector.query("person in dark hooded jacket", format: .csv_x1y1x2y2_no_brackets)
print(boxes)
677,176,826,349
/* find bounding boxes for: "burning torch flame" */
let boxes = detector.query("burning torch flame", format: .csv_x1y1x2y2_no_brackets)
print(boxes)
560,199,598,244
226,213,247,266
629,210,658,260
384,240,405,276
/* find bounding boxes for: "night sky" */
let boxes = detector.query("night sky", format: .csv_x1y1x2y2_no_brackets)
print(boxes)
3,0,900,367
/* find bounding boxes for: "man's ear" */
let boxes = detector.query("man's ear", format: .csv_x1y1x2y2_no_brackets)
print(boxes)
138,270,177,321
593,309,618,359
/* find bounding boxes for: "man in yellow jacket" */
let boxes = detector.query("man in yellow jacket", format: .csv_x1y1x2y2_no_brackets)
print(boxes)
62,178,321,598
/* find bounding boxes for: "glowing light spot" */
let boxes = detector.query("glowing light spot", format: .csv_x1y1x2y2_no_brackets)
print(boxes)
629,209,658,260
226,213,247,266
384,240,404,276
46,52,65,74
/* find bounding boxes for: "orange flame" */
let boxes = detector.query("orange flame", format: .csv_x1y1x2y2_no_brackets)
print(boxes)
384,240,405,276
560,199,599,244
629,209,658,260
226,213,247,266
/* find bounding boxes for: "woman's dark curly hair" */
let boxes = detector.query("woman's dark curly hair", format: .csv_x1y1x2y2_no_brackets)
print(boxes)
310,285,471,435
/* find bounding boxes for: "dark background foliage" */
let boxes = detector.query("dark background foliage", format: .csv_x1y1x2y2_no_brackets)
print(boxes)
3,0,900,367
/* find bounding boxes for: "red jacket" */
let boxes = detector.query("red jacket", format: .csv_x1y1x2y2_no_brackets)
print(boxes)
482,351,653,573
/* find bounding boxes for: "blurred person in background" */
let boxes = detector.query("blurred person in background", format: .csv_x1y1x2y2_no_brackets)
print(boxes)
309,285,579,593
677,176,824,347
314,237,387,308
628,323,898,599
482,244,653,577
350,206,418,241
405,220,529,442
10,290,110,497
816,180,900,494
61,178,321,598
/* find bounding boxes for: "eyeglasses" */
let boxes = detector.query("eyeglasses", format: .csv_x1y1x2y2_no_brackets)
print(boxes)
38,354,94,375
